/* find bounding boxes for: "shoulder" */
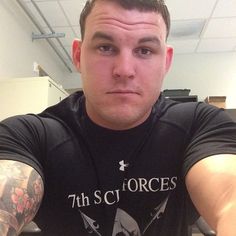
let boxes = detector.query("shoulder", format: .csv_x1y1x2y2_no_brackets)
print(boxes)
0,113,73,150
156,96,233,125
154,97,199,131
0,114,74,174
1,114,61,135
153,97,236,140
1,114,46,134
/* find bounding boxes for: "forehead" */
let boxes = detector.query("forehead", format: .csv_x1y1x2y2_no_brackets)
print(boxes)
84,1,167,40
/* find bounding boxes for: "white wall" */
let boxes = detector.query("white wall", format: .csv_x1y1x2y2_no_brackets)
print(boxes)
163,52,236,108
0,0,82,88
1,1,235,108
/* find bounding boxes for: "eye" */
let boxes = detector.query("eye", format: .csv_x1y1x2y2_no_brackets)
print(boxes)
140,48,152,55
97,45,116,55
134,47,153,58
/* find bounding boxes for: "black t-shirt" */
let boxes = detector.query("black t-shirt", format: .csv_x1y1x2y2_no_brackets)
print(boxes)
1,92,236,236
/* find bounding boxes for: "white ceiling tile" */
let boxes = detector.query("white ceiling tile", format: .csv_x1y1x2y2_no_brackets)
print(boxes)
203,18,236,38
59,0,84,26
167,39,199,54
24,0,59,2
18,0,236,75
213,0,236,17
197,38,236,53
165,0,217,20
25,2,47,27
36,1,69,27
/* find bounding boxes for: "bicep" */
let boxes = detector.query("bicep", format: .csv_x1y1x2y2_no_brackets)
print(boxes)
0,159,44,235
185,154,236,231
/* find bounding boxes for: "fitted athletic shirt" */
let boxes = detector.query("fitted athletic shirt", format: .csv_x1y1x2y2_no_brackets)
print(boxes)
1,93,236,236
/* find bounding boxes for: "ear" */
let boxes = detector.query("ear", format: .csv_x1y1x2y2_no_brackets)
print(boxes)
72,39,82,72
164,46,174,74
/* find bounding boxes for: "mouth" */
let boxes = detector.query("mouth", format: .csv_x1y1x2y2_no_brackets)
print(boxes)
107,90,140,95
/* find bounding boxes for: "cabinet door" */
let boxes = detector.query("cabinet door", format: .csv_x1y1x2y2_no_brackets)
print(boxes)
0,80,48,120
47,81,68,107
0,77,69,121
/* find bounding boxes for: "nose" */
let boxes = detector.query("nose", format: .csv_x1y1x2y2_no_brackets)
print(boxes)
112,50,136,80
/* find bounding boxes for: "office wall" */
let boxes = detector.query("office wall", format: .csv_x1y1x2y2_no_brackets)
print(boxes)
1,1,235,108
163,52,236,108
0,0,82,88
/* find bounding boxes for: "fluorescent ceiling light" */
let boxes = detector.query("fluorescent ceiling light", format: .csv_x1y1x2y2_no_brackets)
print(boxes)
169,19,206,40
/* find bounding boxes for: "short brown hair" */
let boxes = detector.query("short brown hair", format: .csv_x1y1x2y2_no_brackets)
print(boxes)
79,0,170,40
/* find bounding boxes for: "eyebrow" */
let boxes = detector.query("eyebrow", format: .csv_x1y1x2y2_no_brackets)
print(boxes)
91,32,114,42
138,36,161,46
91,31,161,46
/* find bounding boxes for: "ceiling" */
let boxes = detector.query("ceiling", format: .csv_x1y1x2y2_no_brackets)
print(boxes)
20,0,236,72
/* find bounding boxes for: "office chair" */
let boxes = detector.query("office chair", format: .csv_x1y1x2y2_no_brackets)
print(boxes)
195,217,216,236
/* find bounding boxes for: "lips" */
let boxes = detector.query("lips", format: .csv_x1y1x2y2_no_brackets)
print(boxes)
107,89,140,95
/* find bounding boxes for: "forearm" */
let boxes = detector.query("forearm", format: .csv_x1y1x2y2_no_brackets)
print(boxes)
0,160,44,236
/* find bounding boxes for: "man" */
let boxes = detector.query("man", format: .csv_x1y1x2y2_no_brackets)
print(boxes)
0,0,236,235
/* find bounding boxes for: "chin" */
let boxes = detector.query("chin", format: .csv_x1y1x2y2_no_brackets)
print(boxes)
101,108,149,130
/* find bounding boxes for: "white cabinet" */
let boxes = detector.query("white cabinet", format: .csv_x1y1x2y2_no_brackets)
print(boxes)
0,77,69,121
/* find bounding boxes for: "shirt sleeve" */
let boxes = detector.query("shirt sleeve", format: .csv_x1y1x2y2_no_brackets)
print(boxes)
0,114,46,179
182,103,236,176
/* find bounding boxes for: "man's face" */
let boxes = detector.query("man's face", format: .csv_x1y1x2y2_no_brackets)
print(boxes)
73,1,173,130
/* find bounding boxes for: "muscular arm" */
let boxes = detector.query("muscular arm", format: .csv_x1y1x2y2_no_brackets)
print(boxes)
0,160,44,236
186,154,236,236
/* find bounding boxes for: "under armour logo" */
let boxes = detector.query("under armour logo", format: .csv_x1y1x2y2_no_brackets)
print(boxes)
119,160,129,171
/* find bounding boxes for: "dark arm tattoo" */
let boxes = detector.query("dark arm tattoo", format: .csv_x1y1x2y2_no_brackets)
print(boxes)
0,160,44,236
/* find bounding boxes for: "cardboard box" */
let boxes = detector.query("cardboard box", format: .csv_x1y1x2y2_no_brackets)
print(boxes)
204,96,226,108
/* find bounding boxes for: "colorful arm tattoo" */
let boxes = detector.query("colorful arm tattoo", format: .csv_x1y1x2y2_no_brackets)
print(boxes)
0,160,44,236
